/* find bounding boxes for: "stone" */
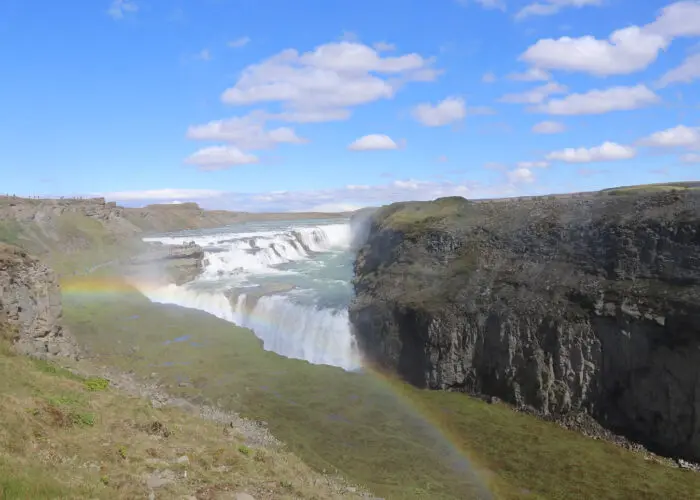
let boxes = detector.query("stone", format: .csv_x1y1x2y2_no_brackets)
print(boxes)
144,469,175,489
234,493,256,500
0,243,79,359
212,493,255,500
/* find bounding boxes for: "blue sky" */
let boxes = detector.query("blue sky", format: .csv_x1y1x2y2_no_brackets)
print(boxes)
1,0,699,211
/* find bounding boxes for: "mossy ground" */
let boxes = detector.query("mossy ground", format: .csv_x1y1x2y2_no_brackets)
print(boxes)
600,182,700,196
0,325,364,500
375,196,473,234
60,276,700,500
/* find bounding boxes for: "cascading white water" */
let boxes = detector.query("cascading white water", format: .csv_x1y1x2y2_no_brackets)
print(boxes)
230,294,359,370
137,221,361,370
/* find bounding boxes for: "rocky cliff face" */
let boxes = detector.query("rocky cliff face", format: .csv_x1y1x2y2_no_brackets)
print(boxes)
123,242,206,285
349,190,700,462
0,243,78,359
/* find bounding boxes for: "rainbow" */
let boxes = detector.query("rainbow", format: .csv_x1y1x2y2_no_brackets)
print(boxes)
358,363,495,497
61,275,166,297
59,274,494,497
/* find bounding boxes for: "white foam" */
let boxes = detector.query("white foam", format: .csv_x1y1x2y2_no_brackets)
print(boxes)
137,282,360,370
146,224,351,280
137,221,361,370
231,294,360,370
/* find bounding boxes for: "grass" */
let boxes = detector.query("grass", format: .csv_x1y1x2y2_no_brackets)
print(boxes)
0,220,23,246
61,276,700,500
0,211,147,277
600,183,700,196
0,333,366,500
375,196,472,234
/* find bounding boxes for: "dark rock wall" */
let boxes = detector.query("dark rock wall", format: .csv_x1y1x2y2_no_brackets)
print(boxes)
349,191,700,461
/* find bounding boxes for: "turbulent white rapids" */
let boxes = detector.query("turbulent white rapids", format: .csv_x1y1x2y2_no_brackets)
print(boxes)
137,219,362,370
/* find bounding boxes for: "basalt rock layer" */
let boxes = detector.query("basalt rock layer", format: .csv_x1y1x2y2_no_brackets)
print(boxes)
0,243,78,358
349,187,700,462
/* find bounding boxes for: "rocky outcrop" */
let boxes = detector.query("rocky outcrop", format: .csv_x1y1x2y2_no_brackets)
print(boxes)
123,242,206,285
0,243,78,358
350,189,700,462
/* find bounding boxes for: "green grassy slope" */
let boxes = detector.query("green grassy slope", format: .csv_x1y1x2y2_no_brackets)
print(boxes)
61,276,700,500
0,324,363,500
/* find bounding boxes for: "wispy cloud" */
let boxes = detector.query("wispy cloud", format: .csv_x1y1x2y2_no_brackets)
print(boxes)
228,37,251,48
546,141,636,163
412,97,467,126
195,49,212,61
107,0,138,20
348,134,400,151
456,0,507,11
516,0,603,20
97,174,541,212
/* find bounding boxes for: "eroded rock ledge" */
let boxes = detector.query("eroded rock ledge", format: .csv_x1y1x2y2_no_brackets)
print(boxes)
349,189,700,462
125,242,206,285
0,243,79,358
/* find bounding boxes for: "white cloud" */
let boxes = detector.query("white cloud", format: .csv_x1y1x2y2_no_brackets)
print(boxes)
536,84,659,115
186,114,307,150
184,146,259,169
482,72,497,83
500,82,567,104
517,161,550,168
657,53,700,87
373,41,396,52
645,1,700,39
99,189,225,201
638,125,700,148
220,41,438,123
108,0,138,20
546,141,636,163
681,153,700,163
95,173,552,212
516,0,603,20
507,67,551,81
228,37,251,48
532,120,566,134
507,168,536,184
270,109,352,123
521,27,668,76
348,134,399,151
303,203,364,213
249,179,478,210
520,1,700,77
412,97,467,126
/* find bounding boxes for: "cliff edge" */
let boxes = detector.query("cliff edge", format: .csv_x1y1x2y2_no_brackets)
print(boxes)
0,243,78,359
349,187,700,462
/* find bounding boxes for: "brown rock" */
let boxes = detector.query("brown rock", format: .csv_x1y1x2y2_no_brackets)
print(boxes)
0,243,79,359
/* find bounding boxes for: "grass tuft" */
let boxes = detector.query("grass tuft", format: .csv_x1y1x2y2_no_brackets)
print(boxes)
84,377,109,392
